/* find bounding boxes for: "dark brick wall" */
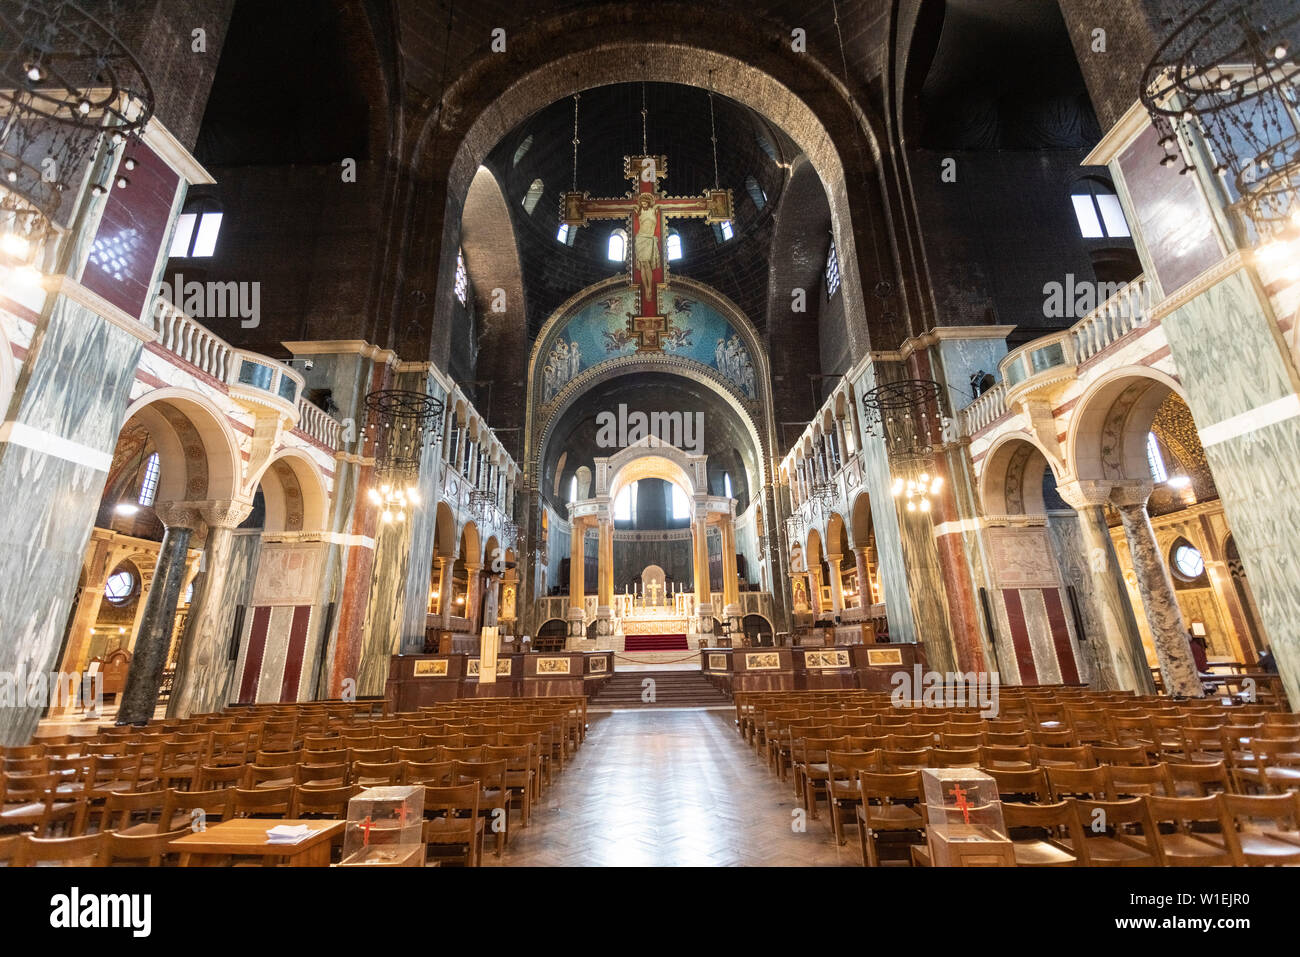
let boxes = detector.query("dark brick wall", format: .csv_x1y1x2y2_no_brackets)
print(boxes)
1057,0,1165,133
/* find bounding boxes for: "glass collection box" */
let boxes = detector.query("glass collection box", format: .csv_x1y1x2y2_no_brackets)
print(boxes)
340,785,426,867
920,768,1015,867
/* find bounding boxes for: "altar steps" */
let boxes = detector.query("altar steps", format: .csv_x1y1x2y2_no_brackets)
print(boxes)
588,669,731,709
622,634,689,652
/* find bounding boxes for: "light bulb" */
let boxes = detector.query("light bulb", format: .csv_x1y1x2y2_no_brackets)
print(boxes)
123,157,136,171
4,169,15,183
1,232,30,258
919,472,930,484
77,99,91,115
891,478,904,496
25,63,42,82
907,501,916,512
1274,42,1289,60
930,476,944,494
116,175,129,189
367,488,380,504
395,510,404,522
381,510,393,523
919,499,931,512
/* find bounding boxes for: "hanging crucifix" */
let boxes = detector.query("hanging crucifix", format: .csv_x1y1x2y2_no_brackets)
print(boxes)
562,155,733,351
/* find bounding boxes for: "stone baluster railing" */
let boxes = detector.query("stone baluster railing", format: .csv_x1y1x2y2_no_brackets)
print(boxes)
296,396,343,450
150,298,234,382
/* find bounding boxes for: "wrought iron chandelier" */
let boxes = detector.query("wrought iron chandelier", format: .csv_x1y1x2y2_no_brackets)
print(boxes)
862,377,946,514
468,487,496,523
1141,0,1300,239
501,517,520,544
362,390,443,523
0,1,155,257
810,480,838,513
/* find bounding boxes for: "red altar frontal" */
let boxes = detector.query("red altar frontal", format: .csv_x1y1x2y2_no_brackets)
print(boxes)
386,651,614,712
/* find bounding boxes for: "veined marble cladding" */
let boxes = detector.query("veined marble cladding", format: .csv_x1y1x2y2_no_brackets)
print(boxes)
1158,268,1300,707
168,529,262,718
233,604,315,703
1048,511,1128,690
936,337,1009,416
1117,124,1225,296
984,524,1080,685
850,362,921,653
0,294,144,745
399,373,451,654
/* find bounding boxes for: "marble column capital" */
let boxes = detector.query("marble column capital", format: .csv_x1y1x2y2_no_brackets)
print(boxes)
198,498,256,530
154,501,208,533
1054,479,1114,511
1109,481,1155,508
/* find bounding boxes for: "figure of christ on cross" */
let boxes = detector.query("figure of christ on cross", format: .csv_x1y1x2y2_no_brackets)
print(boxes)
562,155,733,351
947,783,973,825
644,579,661,606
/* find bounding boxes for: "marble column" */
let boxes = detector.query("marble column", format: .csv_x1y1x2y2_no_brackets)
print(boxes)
596,512,613,636
691,514,713,636
1113,490,1202,697
854,546,871,609
463,561,483,635
721,517,739,603
567,517,586,639
167,500,255,718
928,454,987,674
826,553,845,615
808,565,824,616
1055,481,1154,693
435,557,452,631
117,505,201,724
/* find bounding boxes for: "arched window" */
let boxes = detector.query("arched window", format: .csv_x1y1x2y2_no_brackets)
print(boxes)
522,179,545,215
512,135,533,166
745,175,767,210
569,475,577,503
453,248,468,306
104,569,136,605
614,481,637,521
1146,432,1168,483
671,483,690,521
556,223,570,244
717,220,734,242
137,452,160,507
168,200,223,258
1071,179,1131,239
607,229,627,262
825,239,841,297
666,230,683,261
723,472,733,498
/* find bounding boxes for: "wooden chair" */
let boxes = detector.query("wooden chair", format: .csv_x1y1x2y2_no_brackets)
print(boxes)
231,786,293,819
856,770,924,867
157,736,210,791
1091,744,1149,767
793,735,849,818
1065,797,1159,866
292,784,359,818
1105,762,1176,798
1145,794,1244,866
160,787,235,833
422,784,484,867
1212,792,1300,865
99,790,168,836
1,772,85,837
826,751,882,846
1001,801,1080,866
104,828,190,866
1233,737,1300,794
485,745,537,827
451,759,510,856
14,832,108,866
1047,765,1110,801
1032,744,1095,769
931,747,981,768
880,748,932,772
404,760,456,786
1179,725,1227,764
298,762,348,789
196,763,247,790
1168,760,1232,797
984,731,1031,748
979,745,1035,771
395,746,438,764
983,766,1052,805
352,761,404,787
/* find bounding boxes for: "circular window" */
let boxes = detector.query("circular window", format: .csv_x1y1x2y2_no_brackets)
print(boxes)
104,569,136,605
1172,541,1205,580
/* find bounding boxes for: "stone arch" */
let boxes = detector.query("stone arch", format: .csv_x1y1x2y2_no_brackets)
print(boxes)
606,442,698,503
118,388,243,504
849,490,873,548
458,520,482,565
981,434,1060,518
1067,368,1188,484
252,448,329,534
433,501,457,559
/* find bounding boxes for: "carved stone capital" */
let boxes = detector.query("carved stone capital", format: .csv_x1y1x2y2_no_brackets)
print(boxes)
154,501,207,533
1108,481,1155,508
196,498,256,530
1053,479,1114,511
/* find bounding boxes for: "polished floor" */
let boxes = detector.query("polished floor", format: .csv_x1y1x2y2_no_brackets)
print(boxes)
488,708,859,866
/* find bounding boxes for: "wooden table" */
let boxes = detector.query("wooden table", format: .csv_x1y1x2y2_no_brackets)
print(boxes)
169,819,344,867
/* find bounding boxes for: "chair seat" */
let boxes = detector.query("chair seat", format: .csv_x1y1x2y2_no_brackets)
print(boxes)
1157,832,1227,863
1062,836,1152,865
857,804,924,829
255,777,295,789
1201,832,1300,863
1012,839,1076,867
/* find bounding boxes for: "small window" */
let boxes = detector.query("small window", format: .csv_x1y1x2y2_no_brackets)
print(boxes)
104,569,136,605
825,239,841,297
671,483,690,521
556,223,570,244
723,472,733,498
614,481,636,521
666,230,682,261
454,248,468,306
607,229,627,262
718,220,734,242
523,179,545,215
1071,181,1131,239
569,474,577,503
1172,541,1205,580
512,135,533,166
1146,432,1168,483
170,207,223,258
745,175,767,210
137,452,160,507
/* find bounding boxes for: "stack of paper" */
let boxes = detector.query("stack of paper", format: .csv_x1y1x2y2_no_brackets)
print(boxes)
266,824,313,845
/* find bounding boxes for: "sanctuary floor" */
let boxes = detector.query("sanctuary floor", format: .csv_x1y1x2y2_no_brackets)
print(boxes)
486,708,859,866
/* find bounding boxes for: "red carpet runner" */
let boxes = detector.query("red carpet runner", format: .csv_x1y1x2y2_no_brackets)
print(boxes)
622,634,689,651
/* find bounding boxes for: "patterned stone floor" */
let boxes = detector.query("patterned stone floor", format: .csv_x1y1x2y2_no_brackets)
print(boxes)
487,707,860,866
